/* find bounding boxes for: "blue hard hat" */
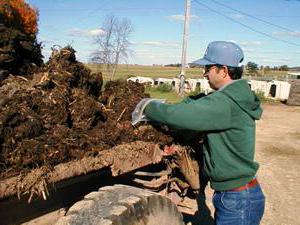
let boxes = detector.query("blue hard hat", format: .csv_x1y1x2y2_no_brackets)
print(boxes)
193,41,244,67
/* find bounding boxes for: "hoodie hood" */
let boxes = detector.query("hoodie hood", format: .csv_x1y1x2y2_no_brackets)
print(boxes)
220,79,262,120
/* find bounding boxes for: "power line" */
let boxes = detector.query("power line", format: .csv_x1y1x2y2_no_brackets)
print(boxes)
76,0,111,25
209,0,297,33
186,6,300,18
256,15,300,18
192,0,300,47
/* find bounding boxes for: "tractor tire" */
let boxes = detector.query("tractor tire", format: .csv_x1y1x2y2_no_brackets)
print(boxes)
55,184,184,225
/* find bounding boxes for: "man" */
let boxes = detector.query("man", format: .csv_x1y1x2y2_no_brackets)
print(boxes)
134,41,265,225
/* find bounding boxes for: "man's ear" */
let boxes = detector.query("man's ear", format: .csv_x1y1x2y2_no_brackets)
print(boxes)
220,66,228,78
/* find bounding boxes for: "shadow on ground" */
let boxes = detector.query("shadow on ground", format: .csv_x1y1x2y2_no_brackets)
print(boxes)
183,194,214,225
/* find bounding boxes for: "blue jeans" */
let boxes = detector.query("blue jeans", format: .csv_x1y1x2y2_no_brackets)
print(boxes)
213,184,265,225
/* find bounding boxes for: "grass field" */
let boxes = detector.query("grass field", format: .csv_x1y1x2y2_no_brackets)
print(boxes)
86,64,288,103
87,64,204,80
86,64,289,81
145,87,183,103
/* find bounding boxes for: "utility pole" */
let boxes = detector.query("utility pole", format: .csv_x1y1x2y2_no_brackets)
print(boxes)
178,0,191,96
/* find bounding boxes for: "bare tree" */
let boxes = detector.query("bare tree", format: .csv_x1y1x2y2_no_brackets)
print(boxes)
91,14,133,80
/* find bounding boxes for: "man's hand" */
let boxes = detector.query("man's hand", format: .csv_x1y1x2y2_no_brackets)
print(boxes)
131,98,166,126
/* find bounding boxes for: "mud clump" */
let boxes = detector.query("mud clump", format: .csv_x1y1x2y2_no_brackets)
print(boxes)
69,88,105,130
0,46,173,179
287,80,300,106
0,25,43,82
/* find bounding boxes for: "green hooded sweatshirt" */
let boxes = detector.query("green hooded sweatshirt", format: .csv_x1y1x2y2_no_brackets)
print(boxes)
144,79,262,191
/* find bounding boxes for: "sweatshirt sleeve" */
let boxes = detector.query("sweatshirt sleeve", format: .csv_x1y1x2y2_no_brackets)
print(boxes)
144,93,232,131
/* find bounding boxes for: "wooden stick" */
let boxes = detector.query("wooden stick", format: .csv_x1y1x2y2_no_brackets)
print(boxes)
117,107,127,122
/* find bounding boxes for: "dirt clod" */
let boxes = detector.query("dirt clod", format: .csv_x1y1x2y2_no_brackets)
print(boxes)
0,46,176,181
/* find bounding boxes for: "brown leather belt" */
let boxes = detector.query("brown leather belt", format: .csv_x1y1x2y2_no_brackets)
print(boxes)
229,178,258,192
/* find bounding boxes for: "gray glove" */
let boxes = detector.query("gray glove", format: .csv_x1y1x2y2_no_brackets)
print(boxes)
131,98,166,126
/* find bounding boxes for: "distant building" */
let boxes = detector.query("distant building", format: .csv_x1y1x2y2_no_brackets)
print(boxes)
127,76,154,85
287,72,300,79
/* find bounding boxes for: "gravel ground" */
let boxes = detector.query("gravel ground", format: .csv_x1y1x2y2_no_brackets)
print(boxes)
183,103,300,225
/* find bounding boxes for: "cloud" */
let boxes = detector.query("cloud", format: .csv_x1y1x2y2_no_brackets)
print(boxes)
226,40,261,47
131,52,181,65
67,28,106,37
167,14,201,22
38,36,60,45
261,58,290,63
273,31,300,38
247,55,290,63
88,29,105,36
243,48,256,53
143,41,179,48
226,40,262,53
135,51,175,58
43,24,61,32
130,48,182,65
134,49,152,54
227,39,237,43
244,55,291,66
239,41,262,46
129,41,137,45
230,13,245,19
255,50,300,55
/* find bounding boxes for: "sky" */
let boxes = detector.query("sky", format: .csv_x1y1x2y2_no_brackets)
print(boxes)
26,0,300,67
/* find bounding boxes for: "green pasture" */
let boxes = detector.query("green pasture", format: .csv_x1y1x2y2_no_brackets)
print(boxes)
86,64,203,80
87,64,289,81
86,64,287,103
144,86,183,103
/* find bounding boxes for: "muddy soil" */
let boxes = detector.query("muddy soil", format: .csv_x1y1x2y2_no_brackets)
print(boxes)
0,25,43,82
0,46,176,182
183,104,300,225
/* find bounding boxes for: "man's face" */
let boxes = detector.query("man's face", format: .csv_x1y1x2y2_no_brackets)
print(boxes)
203,64,224,90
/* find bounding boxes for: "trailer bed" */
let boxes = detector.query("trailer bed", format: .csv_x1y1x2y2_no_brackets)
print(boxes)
0,141,162,201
